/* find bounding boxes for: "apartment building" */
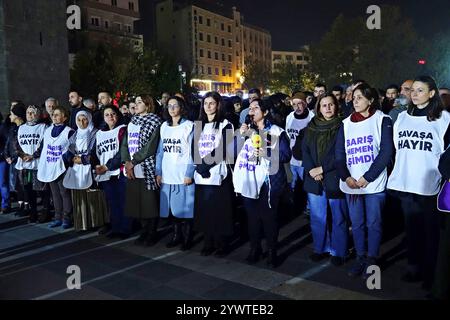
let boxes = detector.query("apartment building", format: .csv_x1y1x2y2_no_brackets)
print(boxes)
155,0,271,93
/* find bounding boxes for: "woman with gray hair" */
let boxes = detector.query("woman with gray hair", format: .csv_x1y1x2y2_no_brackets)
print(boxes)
15,105,47,222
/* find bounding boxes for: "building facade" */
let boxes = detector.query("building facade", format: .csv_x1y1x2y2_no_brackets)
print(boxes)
155,0,271,93
68,0,143,58
272,47,310,73
0,0,70,114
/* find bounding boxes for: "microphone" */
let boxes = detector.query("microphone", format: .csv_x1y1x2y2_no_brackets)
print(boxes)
244,114,252,125
251,134,262,165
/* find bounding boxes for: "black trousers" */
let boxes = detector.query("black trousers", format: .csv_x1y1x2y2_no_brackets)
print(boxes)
400,194,440,285
243,183,281,250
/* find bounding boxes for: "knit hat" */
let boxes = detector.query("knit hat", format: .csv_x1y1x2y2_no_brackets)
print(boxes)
11,102,27,122
291,92,306,101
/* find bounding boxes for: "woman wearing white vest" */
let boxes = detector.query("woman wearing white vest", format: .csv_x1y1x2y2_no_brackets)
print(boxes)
234,98,291,267
194,91,234,257
335,83,394,278
94,105,131,239
156,96,195,250
121,95,162,247
387,76,450,290
37,106,74,228
62,111,102,232
15,105,46,222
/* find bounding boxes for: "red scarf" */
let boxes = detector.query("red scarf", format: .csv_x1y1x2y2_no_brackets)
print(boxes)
350,107,376,123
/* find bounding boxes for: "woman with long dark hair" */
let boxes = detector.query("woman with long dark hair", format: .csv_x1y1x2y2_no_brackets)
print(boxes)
156,96,195,250
234,98,291,267
387,76,450,290
193,91,234,257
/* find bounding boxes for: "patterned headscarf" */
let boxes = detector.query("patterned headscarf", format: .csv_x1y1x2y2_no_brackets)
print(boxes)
26,105,41,125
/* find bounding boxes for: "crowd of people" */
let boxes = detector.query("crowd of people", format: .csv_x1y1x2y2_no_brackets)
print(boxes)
1,76,449,300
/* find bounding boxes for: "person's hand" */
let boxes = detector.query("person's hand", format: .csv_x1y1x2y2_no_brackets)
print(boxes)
356,176,369,189
95,165,108,175
23,155,33,162
345,177,360,189
253,147,265,158
240,123,249,135
5,157,12,165
200,170,211,179
309,167,323,178
156,175,162,187
125,161,135,180
184,177,193,186
314,174,323,182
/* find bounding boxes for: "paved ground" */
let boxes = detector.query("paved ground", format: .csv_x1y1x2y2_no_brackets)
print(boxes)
0,201,429,301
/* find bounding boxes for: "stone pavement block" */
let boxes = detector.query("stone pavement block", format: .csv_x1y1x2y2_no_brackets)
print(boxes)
41,257,117,282
0,266,67,300
91,272,160,299
48,285,121,300
256,292,291,300
129,260,193,284
270,278,378,300
79,246,149,269
166,272,227,297
203,281,268,300
129,285,201,300
227,267,291,291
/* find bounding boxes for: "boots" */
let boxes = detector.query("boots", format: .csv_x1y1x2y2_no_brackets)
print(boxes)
200,235,215,256
166,221,183,248
134,221,150,246
15,202,26,217
246,246,262,265
28,211,38,223
144,218,159,247
180,220,194,251
266,248,278,268
38,209,53,224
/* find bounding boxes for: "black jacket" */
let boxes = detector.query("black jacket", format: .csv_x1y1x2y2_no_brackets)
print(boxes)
301,127,344,199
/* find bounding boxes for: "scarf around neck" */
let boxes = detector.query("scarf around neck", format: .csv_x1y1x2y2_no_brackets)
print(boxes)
305,116,343,164
130,112,162,190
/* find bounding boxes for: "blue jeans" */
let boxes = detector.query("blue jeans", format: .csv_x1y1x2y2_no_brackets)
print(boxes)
346,192,386,258
308,193,349,257
101,175,132,234
290,165,304,190
0,161,10,209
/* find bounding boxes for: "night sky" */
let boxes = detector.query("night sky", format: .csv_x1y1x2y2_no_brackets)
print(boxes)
230,0,449,50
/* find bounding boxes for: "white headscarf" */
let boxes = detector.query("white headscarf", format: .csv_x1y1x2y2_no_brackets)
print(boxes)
75,111,94,139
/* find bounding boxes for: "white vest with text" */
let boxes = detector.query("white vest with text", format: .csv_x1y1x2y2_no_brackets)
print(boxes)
125,122,145,179
387,110,450,196
194,120,231,186
340,110,388,195
285,111,314,166
95,125,126,182
160,120,194,185
15,123,46,170
37,126,71,183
